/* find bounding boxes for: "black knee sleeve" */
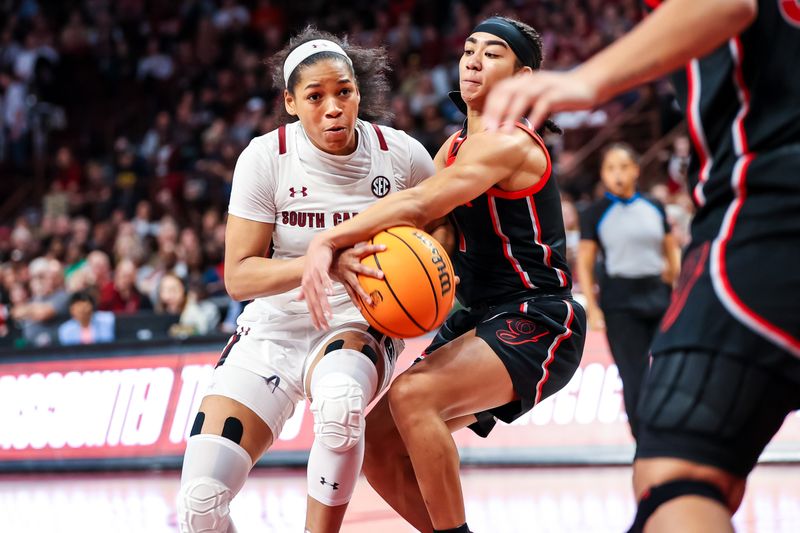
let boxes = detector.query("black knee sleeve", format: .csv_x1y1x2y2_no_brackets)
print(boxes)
627,479,727,533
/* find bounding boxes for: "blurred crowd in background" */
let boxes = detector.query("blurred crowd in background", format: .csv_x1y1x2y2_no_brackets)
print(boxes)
0,0,695,348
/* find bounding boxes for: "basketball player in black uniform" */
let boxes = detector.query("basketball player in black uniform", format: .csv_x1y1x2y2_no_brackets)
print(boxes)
301,17,586,533
483,0,800,531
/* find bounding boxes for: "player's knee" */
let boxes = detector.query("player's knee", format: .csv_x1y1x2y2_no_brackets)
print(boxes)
310,372,366,452
177,477,233,533
387,372,429,422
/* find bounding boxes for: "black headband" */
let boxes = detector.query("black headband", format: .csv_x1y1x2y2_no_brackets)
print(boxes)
448,18,538,115
472,18,537,68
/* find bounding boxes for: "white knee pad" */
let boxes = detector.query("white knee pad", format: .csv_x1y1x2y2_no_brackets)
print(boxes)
178,477,236,533
177,434,252,533
307,349,378,506
309,349,378,452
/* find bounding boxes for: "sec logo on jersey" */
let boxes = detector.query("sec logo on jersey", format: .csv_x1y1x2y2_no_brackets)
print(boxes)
371,176,391,198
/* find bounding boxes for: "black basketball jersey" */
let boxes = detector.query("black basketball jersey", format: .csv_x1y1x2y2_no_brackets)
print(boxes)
446,122,571,308
646,0,800,358
649,0,800,233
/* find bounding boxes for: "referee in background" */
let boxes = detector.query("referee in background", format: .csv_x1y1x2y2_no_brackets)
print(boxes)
578,143,681,439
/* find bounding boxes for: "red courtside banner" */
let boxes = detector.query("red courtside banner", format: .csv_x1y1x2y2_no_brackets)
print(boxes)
1,332,799,468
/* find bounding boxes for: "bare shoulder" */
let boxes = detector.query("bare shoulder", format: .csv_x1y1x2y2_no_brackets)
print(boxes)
459,128,546,169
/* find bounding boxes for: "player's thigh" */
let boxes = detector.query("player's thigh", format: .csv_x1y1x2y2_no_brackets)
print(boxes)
392,329,516,421
199,342,299,464
195,394,273,463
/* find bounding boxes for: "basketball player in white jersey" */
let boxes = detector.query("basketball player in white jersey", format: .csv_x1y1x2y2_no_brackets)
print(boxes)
176,27,435,533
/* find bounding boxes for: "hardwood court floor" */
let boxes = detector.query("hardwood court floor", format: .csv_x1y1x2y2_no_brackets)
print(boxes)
1,465,799,532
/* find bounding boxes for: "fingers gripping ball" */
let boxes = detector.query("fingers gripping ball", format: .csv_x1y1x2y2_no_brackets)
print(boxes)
357,226,456,338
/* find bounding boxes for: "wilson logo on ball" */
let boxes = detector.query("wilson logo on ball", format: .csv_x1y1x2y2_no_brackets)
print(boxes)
356,226,456,338
412,230,452,297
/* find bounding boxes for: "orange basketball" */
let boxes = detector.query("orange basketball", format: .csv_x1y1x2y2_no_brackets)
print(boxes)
357,226,456,338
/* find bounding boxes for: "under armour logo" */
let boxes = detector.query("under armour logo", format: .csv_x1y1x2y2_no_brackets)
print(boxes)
371,176,390,198
320,477,339,490
265,374,281,393
289,187,308,197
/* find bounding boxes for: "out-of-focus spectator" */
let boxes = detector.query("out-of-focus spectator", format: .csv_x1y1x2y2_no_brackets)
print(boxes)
57,290,115,345
98,258,152,313
136,37,174,81
10,257,69,346
212,0,250,32
86,250,113,296
156,272,220,337
1,69,30,169
131,200,160,239
667,134,691,194
561,195,581,287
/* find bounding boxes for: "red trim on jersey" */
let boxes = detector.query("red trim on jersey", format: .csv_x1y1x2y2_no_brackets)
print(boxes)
451,215,467,253
643,0,661,9
526,196,568,287
216,333,241,368
535,300,574,404
686,60,713,206
278,125,287,155
660,242,710,332
488,196,536,289
445,129,467,168
729,36,751,156
487,122,552,198
372,124,389,151
711,155,800,356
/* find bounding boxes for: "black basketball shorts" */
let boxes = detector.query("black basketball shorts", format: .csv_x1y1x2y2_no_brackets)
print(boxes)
422,294,586,437
635,349,800,477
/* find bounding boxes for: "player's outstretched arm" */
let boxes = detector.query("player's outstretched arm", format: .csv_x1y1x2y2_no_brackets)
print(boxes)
484,0,758,131
301,130,535,329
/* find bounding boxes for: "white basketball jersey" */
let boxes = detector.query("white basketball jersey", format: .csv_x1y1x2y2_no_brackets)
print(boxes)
228,119,434,322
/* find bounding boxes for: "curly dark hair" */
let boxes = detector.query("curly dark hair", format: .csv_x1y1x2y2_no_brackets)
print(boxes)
494,16,562,136
268,26,392,124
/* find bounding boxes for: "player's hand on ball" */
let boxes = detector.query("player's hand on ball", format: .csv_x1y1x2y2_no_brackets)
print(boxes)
483,70,599,133
300,235,337,330
331,242,386,309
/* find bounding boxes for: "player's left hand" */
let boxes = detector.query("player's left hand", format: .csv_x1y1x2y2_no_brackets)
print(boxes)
331,242,386,310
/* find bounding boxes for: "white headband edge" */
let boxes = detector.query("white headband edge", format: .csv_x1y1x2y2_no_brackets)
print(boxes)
283,39,353,86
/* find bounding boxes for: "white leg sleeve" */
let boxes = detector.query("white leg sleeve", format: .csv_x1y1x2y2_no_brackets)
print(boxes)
307,348,378,506
177,434,253,533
